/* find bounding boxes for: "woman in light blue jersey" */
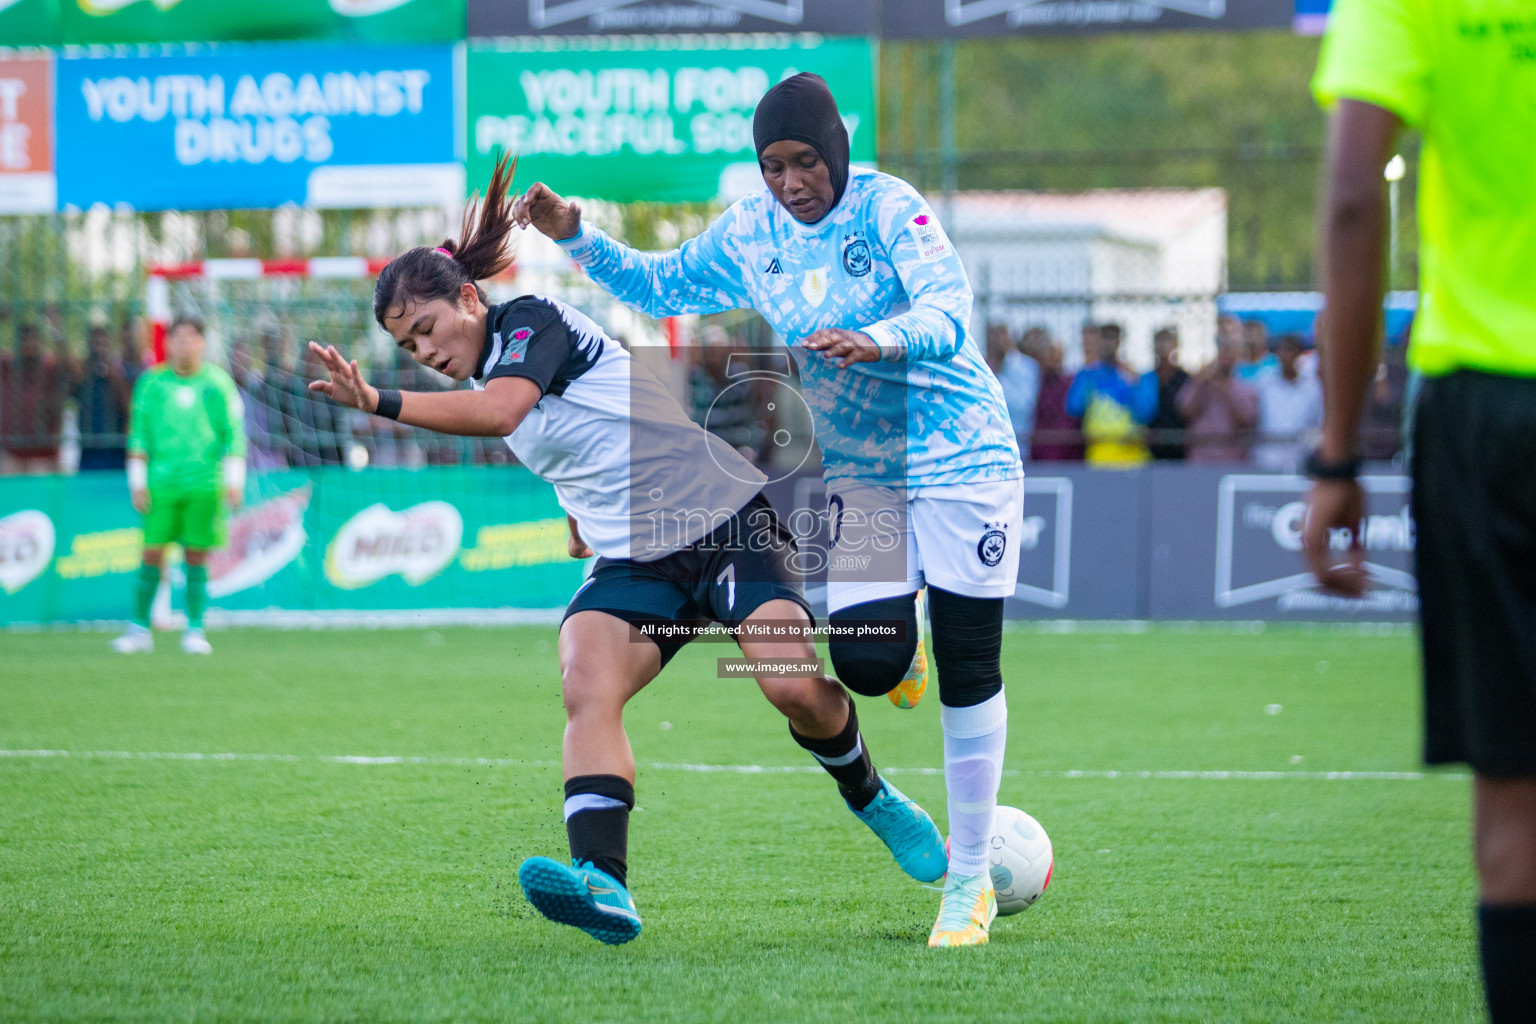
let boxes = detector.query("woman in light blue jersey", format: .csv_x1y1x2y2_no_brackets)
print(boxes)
515,73,1026,947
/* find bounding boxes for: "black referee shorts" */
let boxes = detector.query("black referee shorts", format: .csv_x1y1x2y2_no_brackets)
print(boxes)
562,492,812,668
1414,370,1536,777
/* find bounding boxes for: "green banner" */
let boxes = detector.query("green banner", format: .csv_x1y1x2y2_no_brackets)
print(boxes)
0,467,584,625
466,37,877,204
0,0,464,46
0,0,54,46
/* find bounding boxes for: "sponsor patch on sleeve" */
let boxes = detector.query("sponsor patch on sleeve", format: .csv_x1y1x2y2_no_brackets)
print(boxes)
906,213,952,263
498,326,534,365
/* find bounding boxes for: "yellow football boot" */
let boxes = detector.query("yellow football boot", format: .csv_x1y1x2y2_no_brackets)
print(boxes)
927,870,997,948
888,588,929,709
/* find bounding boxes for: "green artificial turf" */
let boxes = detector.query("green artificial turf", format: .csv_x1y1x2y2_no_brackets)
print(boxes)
0,626,1480,1023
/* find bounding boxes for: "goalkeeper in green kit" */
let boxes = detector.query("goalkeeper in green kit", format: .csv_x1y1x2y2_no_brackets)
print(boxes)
112,316,246,655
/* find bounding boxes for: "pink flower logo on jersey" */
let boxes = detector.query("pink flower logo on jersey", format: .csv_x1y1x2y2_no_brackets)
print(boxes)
907,212,949,262
511,327,533,342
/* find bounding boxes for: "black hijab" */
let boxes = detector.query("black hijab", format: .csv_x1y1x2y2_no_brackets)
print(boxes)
752,72,850,214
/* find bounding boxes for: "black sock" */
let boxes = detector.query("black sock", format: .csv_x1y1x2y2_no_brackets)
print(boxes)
564,775,634,887
1479,902,1536,1023
791,697,883,811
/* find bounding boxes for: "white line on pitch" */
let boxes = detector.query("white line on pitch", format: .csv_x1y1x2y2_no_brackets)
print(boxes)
0,749,1469,781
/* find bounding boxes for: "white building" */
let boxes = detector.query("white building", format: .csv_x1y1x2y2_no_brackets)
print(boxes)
942,187,1227,370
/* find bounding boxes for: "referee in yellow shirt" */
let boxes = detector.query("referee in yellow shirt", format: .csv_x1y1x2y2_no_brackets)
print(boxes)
1305,1,1536,1019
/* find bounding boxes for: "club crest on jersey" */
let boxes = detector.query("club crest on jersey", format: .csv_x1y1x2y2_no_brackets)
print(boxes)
498,327,533,364
765,257,783,275
842,233,872,277
908,213,951,263
800,266,830,307
977,522,1008,567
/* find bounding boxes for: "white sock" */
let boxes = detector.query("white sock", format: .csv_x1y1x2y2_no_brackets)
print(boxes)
941,690,1007,879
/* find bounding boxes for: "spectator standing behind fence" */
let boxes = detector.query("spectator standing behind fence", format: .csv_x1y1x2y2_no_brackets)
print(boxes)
120,317,145,386
1,322,66,474
1066,323,1157,467
986,324,1040,455
1178,337,1259,463
1029,335,1082,462
1078,322,1099,369
228,335,268,467
1253,334,1324,472
291,342,353,466
74,320,133,471
1361,339,1410,460
244,330,305,469
1235,319,1278,382
1145,327,1190,460
1217,314,1243,355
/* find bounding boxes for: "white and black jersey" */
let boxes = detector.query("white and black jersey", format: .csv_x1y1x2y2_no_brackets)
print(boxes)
473,295,766,562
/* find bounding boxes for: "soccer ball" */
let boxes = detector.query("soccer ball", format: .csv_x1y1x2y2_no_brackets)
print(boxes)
990,805,1053,915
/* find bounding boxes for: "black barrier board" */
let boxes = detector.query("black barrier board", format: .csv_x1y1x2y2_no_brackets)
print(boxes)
762,467,1415,623
878,0,1291,37
469,0,876,35
1147,466,1417,621
1005,469,1144,619
762,468,1145,621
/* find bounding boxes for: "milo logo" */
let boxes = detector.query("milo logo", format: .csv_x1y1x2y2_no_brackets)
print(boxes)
0,510,55,595
324,500,463,589
208,486,313,598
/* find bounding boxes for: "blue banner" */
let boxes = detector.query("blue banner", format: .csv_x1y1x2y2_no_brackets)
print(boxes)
1294,0,1330,33
55,43,461,212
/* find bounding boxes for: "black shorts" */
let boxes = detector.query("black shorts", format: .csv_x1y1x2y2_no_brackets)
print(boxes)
1414,370,1536,777
562,492,812,667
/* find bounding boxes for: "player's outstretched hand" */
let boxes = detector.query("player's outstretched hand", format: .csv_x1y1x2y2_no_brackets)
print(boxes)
130,488,150,515
803,328,882,369
307,342,380,414
512,183,582,241
1303,478,1369,598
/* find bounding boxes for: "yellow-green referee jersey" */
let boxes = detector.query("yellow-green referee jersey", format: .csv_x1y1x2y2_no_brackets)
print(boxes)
1313,0,1536,377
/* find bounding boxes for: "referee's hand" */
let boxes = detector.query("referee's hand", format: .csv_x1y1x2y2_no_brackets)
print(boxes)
1303,479,1369,598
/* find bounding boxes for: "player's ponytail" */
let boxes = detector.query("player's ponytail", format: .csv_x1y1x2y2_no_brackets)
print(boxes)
372,153,518,328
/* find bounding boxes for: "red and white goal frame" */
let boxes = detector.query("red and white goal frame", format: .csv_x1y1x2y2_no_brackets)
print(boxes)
146,254,686,363
144,257,391,363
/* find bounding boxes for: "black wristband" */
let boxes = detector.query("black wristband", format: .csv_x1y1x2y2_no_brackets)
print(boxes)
1304,447,1362,481
374,389,402,421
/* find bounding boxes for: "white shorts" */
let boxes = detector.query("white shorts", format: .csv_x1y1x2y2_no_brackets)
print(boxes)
824,478,1025,615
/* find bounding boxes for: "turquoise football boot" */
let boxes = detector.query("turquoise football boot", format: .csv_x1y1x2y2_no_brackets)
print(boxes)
851,779,948,883
518,856,642,945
